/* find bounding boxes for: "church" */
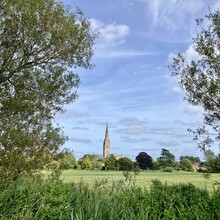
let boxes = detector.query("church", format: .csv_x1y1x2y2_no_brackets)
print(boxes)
103,124,110,158
102,124,122,160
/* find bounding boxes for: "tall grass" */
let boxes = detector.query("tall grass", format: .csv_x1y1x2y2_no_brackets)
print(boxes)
0,174,220,219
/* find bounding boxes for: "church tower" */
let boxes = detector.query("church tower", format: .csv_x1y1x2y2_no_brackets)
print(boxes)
103,124,110,159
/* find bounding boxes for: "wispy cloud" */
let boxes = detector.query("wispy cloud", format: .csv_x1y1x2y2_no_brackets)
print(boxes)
116,126,175,136
131,146,160,152
94,49,156,58
57,109,89,119
157,140,180,147
117,117,147,127
184,105,203,115
174,120,202,127
116,126,148,135
69,137,92,144
142,0,207,42
120,136,151,143
145,0,204,30
72,126,89,130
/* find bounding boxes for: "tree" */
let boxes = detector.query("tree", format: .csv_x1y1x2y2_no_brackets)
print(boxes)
78,154,103,170
152,160,161,170
204,149,220,173
54,148,77,170
207,154,220,173
179,156,201,164
136,152,153,170
170,10,220,151
78,157,93,170
204,149,216,162
180,158,193,171
105,154,117,170
0,0,95,180
116,157,133,171
157,148,175,168
173,161,181,171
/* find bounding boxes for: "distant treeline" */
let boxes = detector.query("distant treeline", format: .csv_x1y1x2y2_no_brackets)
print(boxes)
56,148,220,173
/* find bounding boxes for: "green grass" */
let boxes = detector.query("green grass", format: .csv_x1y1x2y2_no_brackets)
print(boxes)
60,169,220,191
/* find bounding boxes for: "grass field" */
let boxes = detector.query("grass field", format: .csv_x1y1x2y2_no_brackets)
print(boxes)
60,169,220,192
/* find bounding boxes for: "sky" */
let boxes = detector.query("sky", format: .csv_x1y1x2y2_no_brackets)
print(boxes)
56,0,220,161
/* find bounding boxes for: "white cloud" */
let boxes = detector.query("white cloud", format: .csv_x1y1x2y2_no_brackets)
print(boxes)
184,44,199,62
184,105,203,115
157,140,180,147
174,120,202,127
145,0,204,30
116,126,175,136
101,23,130,44
89,18,153,59
94,49,155,58
72,126,89,130
70,137,92,144
99,49,155,58
56,109,89,119
171,86,183,93
120,136,140,143
121,136,152,143
89,18,103,31
90,18,130,46
117,126,148,135
117,117,147,127
169,43,199,66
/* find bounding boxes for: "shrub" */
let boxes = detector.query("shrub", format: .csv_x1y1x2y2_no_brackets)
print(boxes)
116,157,133,171
152,160,161,170
163,167,173,172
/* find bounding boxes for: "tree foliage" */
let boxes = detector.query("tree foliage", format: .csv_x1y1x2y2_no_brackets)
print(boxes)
204,149,220,173
170,10,220,150
179,156,201,164
180,158,193,171
207,154,220,173
152,160,161,170
54,148,77,170
78,154,103,170
136,152,153,170
105,154,117,170
157,148,175,168
116,157,133,171
0,0,95,179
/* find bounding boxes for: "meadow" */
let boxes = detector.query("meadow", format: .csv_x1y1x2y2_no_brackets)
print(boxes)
60,169,220,192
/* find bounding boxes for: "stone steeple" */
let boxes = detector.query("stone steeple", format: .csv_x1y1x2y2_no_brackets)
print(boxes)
103,123,110,158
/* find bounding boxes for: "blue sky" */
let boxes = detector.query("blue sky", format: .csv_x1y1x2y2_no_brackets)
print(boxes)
57,0,220,161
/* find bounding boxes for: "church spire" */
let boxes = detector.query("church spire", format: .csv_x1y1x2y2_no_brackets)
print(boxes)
103,123,110,158
105,123,109,139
